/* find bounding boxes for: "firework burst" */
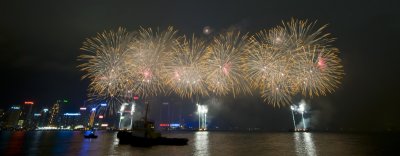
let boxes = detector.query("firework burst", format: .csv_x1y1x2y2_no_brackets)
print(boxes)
206,31,251,97
125,27,178,98
294,46,344,97
245,19,341,106
246,29,298,106
78,27,135,110
164,35,209,98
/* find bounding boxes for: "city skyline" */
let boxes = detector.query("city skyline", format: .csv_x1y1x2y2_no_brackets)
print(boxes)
0,98,208,131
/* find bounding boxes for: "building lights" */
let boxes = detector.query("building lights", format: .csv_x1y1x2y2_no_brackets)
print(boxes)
64,113,81,116
24,101,34,105
11,106,20,110
101,123,108,127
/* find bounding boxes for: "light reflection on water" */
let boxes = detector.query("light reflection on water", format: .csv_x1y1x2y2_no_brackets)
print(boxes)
30,131,42,153
194,131,209,156
4,131,24,155
294,132,316,156
79,133,91,156
0,131,397,155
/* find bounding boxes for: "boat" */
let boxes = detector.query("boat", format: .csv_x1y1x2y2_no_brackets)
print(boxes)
117,120,188,146
117,101,188,146
84,130,98,138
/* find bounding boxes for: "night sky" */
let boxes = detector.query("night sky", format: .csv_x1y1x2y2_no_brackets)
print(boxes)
1,0,399,131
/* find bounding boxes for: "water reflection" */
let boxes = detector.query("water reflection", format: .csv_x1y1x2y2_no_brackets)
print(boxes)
51,131,74,154
294,132,316,156
108,132,120,155
79,135,91,156
30,131,43,153
194,131,209,156
4,131,25,155
0,131,392,155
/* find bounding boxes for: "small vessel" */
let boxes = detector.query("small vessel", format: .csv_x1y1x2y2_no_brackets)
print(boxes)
117,101,188,146
84,130,98,138
117,120,188,146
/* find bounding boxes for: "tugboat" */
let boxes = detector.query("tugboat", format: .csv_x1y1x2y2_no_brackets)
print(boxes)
117,101,188,146
84,130,98,138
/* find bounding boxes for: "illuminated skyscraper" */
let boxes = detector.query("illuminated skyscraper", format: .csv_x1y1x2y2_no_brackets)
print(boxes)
79,106,90,127
4,106,22,129
48,102,60,127
47,99,69,127
159,102,170,129
38,108,50,127
21,101,34,129
61,113,81,128
88,107,96,128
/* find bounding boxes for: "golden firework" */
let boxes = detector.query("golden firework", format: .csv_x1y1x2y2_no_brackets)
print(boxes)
78,27,135,110
164,35,209,98
125,27,178,98
205,31,251,97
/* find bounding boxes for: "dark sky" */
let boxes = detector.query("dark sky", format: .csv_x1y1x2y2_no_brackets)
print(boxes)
1,0,399,131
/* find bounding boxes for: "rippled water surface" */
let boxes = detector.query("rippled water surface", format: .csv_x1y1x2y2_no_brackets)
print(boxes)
0,131,398,155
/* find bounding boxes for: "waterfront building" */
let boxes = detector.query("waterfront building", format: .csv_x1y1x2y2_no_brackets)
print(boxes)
48,102,60,127
4,106,22,129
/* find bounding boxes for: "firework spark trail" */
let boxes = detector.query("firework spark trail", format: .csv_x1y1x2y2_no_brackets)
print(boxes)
295,46,344,97
125,27,178,98
282,19,334,49
205,31,251,97
246,28,298,106
164,35,210,98
283,19,343,98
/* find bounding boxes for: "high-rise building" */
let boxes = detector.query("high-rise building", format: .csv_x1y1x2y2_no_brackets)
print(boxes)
48,102,60,127
21,101,34,129
38,108,50,127
79,106,90,128
60,113,81,128
4,106,22,129
48,99,69,127
32,112,42,127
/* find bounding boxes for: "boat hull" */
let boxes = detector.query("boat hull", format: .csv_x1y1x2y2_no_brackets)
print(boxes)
117,131,188,146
